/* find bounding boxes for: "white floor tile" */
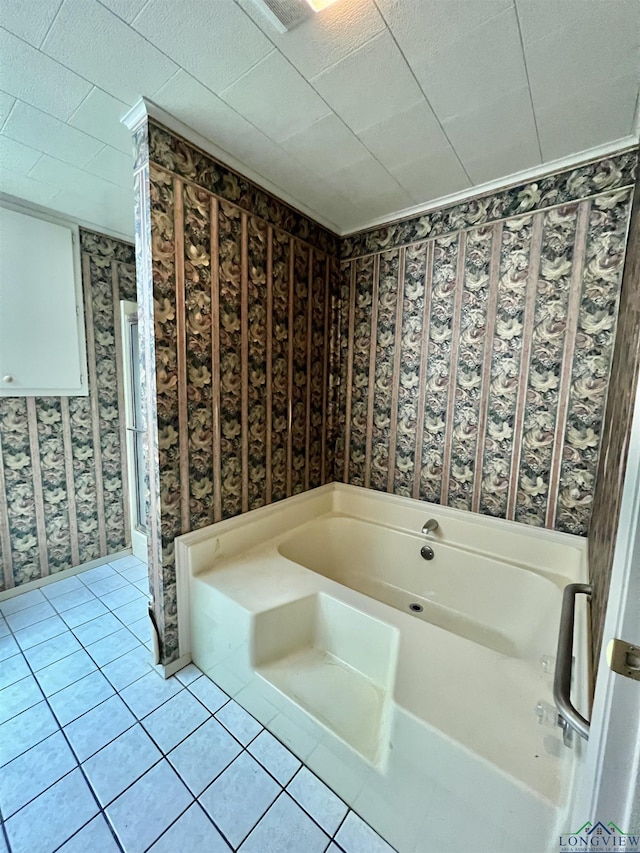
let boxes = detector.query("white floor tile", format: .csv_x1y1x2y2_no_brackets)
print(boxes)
0,633,20,662
175,663,202,686
188,675,229,713
128,615,151,644
0,675,43,725
4,768,99,853
0,653,31,690
0,617,9,638
48,670,115,726
248,730,301,785
106,760,192,853
120,670,182,719
215,700,262,745
86,627,140,667
13,615,68,650
101,646,155,691
72,612,123,646
35,649,97,697
109,555,145,572
199,752,280,848
0,589,46,616
239,792,329,853
61,599,109,629
88,574,129,597
133,577,151,593
143,688,210,753
168,717,242,796
64,694,136,762
335,811,396,853
148,803,230,853
82,723,162,806
22,631,82,671
41,576,85,600
78,564,120,586
327,845,342,852
50,586,96,614
119,563,148,583
100,584,145,611
56,814,121,853
287,767,349,835
5,600,56,631
112,597,148,625
0,731,76,817
0,701,59,766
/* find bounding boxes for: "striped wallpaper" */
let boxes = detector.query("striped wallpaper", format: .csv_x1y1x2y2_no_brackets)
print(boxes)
133,119,337,662
0,230,136,592
132,120,635,666
335,183,634,536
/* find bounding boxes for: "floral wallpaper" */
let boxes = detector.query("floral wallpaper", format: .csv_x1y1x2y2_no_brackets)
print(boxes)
336,151,636,536
588,170,640,667
0,230,135,592
134,119,335,664
133,118,636,667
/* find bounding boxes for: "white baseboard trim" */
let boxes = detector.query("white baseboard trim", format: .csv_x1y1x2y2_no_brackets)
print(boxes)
0,549,133,601
155,653,192,679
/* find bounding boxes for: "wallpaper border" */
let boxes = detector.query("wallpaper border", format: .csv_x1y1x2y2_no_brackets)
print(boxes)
341,148,638,259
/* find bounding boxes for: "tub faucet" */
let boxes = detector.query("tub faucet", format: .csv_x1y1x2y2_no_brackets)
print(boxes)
422,518,439,536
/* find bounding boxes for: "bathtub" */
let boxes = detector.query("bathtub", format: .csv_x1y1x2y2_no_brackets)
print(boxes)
176,483,590,853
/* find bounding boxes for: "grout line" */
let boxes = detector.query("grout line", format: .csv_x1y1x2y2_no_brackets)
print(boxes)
513,1,544,163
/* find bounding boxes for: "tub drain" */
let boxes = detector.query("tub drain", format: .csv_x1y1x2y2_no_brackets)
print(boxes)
409,603,423,613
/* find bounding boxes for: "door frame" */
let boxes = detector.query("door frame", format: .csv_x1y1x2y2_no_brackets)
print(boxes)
120,300,147,562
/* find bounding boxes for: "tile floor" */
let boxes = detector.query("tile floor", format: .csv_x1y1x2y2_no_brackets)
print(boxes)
0,556,395,853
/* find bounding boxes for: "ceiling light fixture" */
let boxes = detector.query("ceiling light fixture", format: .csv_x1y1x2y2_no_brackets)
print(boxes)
250,0,339,33
304,0,340,10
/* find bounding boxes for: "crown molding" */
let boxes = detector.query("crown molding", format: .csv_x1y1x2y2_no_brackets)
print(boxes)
122,99,638,241
121,97,341,234
340,135,639,237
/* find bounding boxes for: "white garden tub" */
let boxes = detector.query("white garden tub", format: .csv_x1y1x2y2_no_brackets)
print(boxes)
175,484,590,853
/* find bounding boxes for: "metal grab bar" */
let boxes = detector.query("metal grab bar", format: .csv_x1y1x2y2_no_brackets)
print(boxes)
553,582,592,740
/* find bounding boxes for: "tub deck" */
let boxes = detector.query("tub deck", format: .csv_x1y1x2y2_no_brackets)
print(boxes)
176,483,590,853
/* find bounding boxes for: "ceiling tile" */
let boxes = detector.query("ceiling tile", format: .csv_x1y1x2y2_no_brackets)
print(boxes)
311,30,424,134
376,0,513,65
524,15,639,110
515,0,639,45
0,135,42,175
84,145,133,188
443,87,539,168
132,0,273,94
0,91,16,129
68,88,132,155
237,0,386,80
152,70,266,158
99,0,149,24
29,154,134,207
412,8,528,122
52,187,135,238
0,27,92,120
463,139,541,185
537,74,638,162
0,168,61,206
41,0,178,104
0,0,62,47
389,147,470,205
221,51,331,143
280,114,369,178
357,101,451,171
3,100,104,167
324,155,412,209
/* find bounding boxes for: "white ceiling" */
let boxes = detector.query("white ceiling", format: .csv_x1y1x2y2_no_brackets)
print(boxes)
0,0,638,240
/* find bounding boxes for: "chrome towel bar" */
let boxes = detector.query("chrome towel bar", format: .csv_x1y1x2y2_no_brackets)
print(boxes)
553,582,592,740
